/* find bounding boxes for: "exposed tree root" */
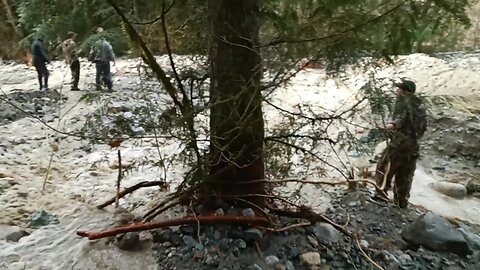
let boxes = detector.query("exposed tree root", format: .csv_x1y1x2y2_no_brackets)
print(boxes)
97,181,167,209
77,215,269,240
143,199,182,222
268,206,353,237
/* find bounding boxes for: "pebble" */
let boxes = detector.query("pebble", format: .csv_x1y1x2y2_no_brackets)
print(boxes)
253,264,263,270
242,208,255,217
214,208,225,216
360,239,369,249
300,252,321,266
285,260,295,270
182,235,198,248
234,239,247,249
244,228,263,242
213,230,222,240
265,255,280,266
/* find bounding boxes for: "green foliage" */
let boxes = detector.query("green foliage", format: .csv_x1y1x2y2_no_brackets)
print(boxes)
78,28,129,57
6,0,474,60
14,0,130,55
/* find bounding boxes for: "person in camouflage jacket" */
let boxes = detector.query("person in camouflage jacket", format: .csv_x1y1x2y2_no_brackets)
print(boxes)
374,79,427,208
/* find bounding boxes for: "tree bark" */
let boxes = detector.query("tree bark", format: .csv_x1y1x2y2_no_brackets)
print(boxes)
208,0,265,207
1,0,23,37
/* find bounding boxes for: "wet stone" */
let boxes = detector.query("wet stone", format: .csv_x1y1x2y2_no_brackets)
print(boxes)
115,232,140,251
265,255,280,266
242,208,255,217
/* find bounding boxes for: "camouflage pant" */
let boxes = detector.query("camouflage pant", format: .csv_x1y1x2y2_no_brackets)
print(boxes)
375,139,419,208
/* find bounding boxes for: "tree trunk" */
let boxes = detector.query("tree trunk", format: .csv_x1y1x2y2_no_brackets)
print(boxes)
208,0,265,207
1,0,23,37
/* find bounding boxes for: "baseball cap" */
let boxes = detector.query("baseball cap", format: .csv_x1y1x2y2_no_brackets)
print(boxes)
394,79,416,93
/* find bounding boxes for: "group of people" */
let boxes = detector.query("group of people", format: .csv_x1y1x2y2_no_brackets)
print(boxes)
30,27,116,91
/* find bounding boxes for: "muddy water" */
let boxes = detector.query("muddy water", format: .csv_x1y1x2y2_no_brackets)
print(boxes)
0,206,158,270
410,167,480,224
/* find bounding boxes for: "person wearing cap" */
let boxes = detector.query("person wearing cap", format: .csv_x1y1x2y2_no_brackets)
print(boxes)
373,79,424,208
31,35,51,90
61,31,80,90
89,27,115,91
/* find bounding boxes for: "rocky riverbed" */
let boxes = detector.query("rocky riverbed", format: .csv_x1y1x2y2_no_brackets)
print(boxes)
0,52,480,269
147,188,480,270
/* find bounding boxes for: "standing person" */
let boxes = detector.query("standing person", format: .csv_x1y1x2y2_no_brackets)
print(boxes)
31,36,50,90
61,31,80,91
89,27,115,91
373,79,427,208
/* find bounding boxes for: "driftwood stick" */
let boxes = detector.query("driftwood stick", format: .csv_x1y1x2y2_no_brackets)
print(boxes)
115,150,122,208
97,181,166,209
77,215,269,240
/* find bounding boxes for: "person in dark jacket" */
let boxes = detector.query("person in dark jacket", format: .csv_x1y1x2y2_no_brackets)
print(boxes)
374,79,425,208
31,36,50,90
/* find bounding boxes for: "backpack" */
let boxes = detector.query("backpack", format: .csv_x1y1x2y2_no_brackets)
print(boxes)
413,105,427,139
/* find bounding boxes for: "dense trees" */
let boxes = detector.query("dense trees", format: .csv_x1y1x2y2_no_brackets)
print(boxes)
0,0,476,59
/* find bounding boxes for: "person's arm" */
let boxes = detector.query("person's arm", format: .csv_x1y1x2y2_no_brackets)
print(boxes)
40,44,50,63
108,44,116,65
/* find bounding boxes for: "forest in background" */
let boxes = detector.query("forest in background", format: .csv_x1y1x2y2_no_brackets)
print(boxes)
0,0,479,61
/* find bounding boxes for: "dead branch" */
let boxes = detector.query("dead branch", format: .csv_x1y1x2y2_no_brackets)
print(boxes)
97,181,166,209
212,177,383,192
106,0,184,114
259,222,311,233
115,150,122,208
77,215,269,240
144,198,182,222
355,236,386,270
131,0,175,25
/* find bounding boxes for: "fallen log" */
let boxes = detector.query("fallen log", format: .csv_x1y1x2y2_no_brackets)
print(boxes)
77,215,269,240
97,181,166,209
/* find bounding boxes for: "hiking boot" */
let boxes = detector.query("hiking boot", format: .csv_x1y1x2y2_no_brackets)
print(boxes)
71,87,80,91
395,198,408,209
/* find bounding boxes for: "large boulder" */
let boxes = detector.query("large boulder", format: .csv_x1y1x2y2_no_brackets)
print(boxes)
401,212,471,257
428,181,467,199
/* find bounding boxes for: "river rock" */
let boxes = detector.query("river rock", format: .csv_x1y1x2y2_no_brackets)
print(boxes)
27,210,59,228
312,223,341,243
265,255,280,266
401,212,471,256
300,252,321,267
116,232,140,251
244,228,263,242
0,225,28,242
465,179,480,194
152,228,172,243
428,181,467,199
458,226,480,250
242,208,255,217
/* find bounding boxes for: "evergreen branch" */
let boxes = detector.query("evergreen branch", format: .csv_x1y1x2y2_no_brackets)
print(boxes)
258,2,406,47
